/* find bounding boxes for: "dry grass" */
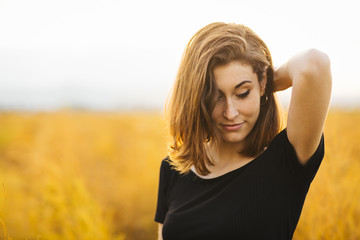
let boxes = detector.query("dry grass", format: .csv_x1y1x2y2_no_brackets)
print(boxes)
0,109,359,239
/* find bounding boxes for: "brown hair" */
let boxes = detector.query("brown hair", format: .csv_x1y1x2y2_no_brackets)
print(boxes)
166,22,281,176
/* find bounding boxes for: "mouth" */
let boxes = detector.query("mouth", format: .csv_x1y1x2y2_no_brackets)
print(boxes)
220,122,244,131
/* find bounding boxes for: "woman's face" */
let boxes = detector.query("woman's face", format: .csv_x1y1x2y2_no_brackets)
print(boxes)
211,61,266,144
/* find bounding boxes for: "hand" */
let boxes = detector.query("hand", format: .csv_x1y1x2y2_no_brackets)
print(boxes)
273,64,292,92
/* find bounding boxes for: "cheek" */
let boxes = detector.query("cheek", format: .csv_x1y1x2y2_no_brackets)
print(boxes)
239,96,261,117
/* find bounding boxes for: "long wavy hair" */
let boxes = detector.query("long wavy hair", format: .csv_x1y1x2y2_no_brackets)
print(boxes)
166,22,281,176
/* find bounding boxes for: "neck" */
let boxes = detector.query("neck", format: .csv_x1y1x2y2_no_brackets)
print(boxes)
207,140,249,166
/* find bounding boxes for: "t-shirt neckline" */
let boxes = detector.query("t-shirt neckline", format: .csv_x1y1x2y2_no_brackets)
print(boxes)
189,148,267,181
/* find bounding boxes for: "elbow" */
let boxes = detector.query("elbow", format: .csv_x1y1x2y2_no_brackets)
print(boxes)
306,48,331,72
300,49,332,87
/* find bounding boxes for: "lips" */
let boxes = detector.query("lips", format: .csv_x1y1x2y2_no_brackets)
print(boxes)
220,122,244,131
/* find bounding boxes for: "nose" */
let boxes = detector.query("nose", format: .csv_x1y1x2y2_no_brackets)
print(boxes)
223,100,239,120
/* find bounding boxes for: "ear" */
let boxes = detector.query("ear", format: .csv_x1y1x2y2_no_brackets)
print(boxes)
260,72,267,96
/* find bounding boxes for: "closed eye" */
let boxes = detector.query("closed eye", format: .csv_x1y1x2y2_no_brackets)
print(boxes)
236,90,250,98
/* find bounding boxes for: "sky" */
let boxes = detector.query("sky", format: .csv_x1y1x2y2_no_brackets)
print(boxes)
0,0,359,111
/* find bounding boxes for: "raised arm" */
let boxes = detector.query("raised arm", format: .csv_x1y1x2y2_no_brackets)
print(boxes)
274,49,332,165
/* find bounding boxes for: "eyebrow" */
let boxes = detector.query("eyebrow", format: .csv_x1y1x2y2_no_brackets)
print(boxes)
235,80,251,89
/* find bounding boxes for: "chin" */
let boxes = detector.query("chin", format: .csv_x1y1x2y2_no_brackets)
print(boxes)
222,134,246,144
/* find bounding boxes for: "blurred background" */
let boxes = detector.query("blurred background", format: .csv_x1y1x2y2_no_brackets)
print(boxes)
0,0,359,239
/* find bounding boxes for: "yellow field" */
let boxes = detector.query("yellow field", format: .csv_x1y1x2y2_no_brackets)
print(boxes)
0,109,359,239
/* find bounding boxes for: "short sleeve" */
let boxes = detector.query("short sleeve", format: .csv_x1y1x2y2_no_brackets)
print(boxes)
275,129,325,184
154,158,170,223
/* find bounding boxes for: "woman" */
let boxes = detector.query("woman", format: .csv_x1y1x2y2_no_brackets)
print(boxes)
154,22,331,240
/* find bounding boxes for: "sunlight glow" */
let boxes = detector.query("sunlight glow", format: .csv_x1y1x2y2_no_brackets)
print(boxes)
0,0,359,110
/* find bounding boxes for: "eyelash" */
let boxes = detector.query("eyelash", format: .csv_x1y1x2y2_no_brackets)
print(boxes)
236,90,250,98
216,90,250,101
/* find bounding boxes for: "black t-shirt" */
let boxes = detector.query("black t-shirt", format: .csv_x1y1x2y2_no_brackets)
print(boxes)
154,129,325,240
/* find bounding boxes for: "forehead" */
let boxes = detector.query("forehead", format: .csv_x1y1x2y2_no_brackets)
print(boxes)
213,61,257,88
